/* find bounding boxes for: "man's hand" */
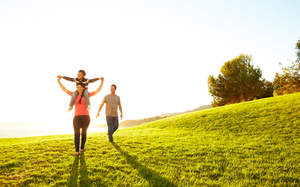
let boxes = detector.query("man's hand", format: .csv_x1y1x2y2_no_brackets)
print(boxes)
96,112,100,118
99,77,104,81
57,75,62,80
120,113,123,120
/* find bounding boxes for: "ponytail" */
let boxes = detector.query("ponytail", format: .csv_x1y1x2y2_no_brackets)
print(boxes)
78,89,85,104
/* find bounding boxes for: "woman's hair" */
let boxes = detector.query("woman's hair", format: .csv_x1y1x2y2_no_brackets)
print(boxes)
76,83,86,104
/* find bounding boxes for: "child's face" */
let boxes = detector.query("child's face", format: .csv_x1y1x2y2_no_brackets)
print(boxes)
77,72,85,79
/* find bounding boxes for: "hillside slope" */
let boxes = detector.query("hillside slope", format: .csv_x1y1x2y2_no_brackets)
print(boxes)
0,93,299,186
97,104,211,128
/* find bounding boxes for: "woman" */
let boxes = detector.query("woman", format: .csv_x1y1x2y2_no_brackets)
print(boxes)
57,76,104,156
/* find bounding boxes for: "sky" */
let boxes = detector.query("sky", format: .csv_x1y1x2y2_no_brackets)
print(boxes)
0,0,300,130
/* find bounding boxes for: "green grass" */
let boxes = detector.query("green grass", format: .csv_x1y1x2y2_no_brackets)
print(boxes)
0,92,300,186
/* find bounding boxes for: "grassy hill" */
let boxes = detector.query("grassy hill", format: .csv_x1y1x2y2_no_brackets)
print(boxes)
97,105,211,128
0,93,299,186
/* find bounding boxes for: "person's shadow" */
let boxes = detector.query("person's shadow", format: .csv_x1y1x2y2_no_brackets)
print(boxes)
68,154,92,187
112,142,176,187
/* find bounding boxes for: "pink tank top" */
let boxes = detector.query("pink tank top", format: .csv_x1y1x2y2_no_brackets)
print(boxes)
67,91,96,116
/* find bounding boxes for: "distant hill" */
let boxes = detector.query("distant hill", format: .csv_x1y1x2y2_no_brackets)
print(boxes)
97,104,211,128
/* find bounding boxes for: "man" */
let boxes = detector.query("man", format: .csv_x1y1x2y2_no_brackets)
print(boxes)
96,84,123,142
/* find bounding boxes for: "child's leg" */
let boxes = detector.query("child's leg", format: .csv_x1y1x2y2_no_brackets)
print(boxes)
83,89,90,108
69,91,78,108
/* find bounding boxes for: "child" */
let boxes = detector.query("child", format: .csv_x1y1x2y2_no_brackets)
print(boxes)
58,70,101,111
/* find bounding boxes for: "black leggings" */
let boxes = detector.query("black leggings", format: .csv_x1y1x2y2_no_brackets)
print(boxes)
73,115,90,152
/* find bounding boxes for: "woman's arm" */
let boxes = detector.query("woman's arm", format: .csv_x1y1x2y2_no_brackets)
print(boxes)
89,77,104,97
57,76,71,95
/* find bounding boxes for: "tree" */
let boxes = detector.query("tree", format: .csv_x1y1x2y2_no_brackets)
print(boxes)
296,39,300,61
273,39,300,96
273,60,300,95
257,80,274,99
208,54,265,107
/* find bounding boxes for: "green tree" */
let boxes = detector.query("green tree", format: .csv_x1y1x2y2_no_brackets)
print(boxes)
256,80,274,99
208,54,265,106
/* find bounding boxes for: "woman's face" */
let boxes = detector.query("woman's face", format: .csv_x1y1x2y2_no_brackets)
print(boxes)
76,85,85,93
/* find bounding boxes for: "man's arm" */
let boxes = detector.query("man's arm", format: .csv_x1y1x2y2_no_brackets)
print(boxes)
119,103,123,120
96,100,105,118
88,78,101,83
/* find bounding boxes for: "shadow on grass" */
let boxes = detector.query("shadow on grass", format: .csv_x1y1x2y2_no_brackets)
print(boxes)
112,142,176,187
68,153,92,187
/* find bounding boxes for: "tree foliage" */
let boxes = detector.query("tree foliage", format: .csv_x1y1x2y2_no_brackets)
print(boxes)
208,54,265,106
257,80,274,99
296,39,300,61
273,40,300,96
273,60,300,95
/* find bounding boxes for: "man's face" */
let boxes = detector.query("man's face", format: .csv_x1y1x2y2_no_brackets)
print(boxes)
78,72,85,79
110,86,116,94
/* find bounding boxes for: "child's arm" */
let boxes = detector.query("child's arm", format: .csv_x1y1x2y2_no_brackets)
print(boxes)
88,77,101,83
62,76,75,82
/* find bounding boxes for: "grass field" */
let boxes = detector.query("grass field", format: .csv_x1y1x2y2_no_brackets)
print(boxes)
0,92,299,186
